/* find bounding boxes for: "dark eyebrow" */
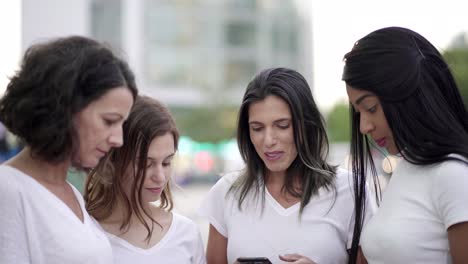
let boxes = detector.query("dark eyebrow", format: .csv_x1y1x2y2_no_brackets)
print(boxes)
355,94,374,105
249,118,290,125
147,153,175,161
103,113,124,119
274,118,291,124
248,121,263,126
164,153,175,160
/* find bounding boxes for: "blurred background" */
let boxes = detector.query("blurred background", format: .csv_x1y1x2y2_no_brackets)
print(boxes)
1,0,468,245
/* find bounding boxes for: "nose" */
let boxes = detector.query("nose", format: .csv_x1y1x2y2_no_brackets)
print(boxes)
149,165,166,183
359,114,375,135
108,126,124,147
264,128,278,147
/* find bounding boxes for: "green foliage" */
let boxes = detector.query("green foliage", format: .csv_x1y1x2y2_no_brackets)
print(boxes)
170,106,238,142
443,48,468,107
67,169,86,193
326,102,351,143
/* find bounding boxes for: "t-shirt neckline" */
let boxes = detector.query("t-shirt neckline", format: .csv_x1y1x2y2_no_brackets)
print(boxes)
2,164,88,225
264,187,300,216
104,211,176,254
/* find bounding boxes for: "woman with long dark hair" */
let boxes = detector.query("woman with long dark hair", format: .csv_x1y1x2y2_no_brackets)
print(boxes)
200,67,373,264
343,27,468,263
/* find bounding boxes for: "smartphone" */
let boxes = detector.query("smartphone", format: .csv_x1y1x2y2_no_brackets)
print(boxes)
237,257,272,264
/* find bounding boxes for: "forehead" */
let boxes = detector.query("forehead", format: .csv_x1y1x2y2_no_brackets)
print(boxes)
85,86,134,113
248,95,291,122
147,132,175,158
346,85,377,105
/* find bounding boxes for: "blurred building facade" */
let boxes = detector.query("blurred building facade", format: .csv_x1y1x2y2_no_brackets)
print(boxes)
22,0,313,107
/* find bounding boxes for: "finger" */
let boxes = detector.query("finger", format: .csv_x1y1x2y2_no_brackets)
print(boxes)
279,254,301,261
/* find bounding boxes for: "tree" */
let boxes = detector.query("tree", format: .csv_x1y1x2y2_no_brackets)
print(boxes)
170,105,238,143
443,48,468,107
326,102,351,143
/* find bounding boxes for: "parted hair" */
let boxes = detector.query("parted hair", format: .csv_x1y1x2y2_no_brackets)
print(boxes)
85,95,179,241
231,67,337,214
0,36,137,163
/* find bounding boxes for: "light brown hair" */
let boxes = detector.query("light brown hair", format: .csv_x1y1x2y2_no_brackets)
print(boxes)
85,95,179,241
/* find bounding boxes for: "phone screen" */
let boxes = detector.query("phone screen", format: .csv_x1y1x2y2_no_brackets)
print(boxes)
237,257,272,264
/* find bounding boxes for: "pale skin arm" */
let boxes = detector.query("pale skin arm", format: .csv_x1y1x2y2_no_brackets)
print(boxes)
278,246,367,264
278,254,317,264
448,221,468,264
206,224,228,264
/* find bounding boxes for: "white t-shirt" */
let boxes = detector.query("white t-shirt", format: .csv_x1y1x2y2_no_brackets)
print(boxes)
0,165,113,264
361,157,468,263
104,212,206,264
198,168,374,264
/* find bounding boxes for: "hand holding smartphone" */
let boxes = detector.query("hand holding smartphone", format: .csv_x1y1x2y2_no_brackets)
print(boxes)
237,257,272,264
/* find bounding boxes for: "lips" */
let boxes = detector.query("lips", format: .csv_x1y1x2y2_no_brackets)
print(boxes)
264,151,283,161
146,187,163,194
97,148,108,155
375,137,386,147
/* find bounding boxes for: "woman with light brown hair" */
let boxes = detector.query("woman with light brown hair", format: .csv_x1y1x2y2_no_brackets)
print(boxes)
85,96,206,264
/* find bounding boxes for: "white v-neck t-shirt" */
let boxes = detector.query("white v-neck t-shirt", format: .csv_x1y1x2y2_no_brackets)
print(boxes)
0,165,113,264
361,157,468,263
103,212,206,264
198,168,374,264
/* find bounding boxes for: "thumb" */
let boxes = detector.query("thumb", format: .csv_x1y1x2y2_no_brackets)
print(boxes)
279,254,302,261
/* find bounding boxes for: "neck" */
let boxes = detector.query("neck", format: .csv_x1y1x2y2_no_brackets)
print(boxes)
7,147,70,185
108,199,164,226
265,170,287,186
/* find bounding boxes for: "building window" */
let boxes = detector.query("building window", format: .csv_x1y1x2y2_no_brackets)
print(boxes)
225,22,256,47
225,60,257,89
90,0,122,51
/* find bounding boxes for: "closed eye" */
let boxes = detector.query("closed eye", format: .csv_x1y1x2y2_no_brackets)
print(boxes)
367,105,377,113
276,119,291,129
104,119,118,126
162,155,175,167
146,160,155,169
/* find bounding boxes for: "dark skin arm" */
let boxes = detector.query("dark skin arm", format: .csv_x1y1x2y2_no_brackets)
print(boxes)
356,247,368,264
347,246,367,264
448,221,468,264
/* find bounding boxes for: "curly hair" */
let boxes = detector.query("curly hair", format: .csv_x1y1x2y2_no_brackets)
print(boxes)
0,36,138,163
85,95,179,242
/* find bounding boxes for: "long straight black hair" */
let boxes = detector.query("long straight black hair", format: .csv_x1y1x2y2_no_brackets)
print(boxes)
342,27,468,263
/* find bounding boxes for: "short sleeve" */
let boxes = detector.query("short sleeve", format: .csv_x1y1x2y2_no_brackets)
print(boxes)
197,172,237,237
0,173,31,263
193,228,207,264
431,160,468,229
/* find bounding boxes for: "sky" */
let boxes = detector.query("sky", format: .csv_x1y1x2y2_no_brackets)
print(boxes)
0,2,21,94
309,0,468,112
1,1,468,113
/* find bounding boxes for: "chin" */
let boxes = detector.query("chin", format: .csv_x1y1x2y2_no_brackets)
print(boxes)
146,198,161,204
80,158,100,169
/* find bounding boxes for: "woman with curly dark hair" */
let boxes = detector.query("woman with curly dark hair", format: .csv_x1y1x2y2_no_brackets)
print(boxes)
0,36,137,263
